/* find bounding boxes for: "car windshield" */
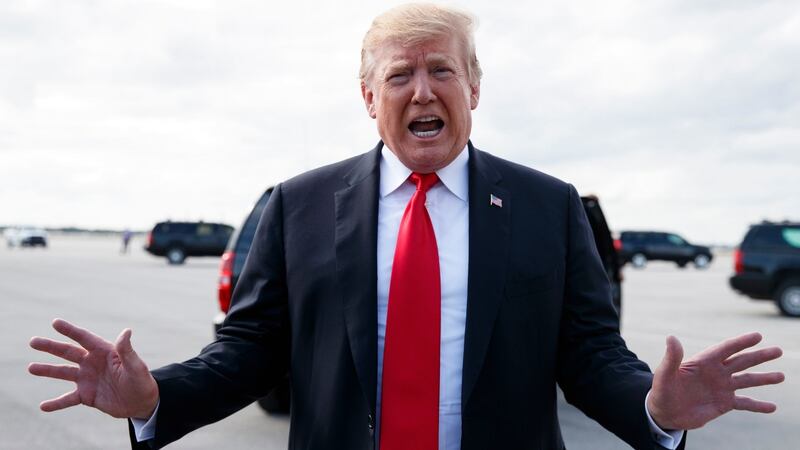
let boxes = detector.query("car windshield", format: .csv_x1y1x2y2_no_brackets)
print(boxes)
782,228,800,248
667,234,686,246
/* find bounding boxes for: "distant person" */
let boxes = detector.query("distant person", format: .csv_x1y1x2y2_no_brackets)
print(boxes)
121,229,132,254
29,4,784,450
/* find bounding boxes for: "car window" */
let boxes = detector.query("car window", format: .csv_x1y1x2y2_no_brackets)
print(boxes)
217,225,233,238
646,233,664,244
667,234,686,246
174,223,193,234
782,228,800,248
234,191,272,273
749,227,787,248
197,224,214,236
622,232,642,242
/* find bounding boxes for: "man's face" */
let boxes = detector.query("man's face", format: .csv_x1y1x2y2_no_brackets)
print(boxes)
361,35,480,174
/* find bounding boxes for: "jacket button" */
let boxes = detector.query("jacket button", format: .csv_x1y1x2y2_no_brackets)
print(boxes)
368,414,374,430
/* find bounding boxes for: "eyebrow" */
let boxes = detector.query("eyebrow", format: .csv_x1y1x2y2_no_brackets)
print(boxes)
383,53,457,74
425,53,455,67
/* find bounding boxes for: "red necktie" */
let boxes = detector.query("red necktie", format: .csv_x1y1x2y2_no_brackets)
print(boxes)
380,172,441,450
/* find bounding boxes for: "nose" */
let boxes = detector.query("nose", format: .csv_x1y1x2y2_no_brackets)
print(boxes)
411,73,436,105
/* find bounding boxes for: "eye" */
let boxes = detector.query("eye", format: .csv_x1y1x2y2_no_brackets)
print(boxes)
386,71,410,85
432,66,454,78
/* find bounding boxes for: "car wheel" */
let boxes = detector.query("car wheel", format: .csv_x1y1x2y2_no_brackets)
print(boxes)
257,379,291,415
776,279,800,317
166,247,186,265
631,253,647,269
676,261,687,269
693,254,710,269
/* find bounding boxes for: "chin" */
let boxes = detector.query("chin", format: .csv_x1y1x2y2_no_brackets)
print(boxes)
407,152,452,172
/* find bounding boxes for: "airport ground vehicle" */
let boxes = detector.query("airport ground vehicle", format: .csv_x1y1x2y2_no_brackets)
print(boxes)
213,188,287,413
618,230,712,269
213,188,623,414
729,221,800,317
4,227,48,248
581,195,623,313
144,221,233,264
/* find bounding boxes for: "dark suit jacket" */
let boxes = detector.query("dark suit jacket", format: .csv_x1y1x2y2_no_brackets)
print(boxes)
131,142,684,449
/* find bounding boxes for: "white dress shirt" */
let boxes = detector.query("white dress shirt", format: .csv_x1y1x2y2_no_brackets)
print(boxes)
376,146,470,450
135,145,682,449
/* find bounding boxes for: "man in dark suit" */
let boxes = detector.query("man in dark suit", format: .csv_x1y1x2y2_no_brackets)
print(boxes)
29,4,783,449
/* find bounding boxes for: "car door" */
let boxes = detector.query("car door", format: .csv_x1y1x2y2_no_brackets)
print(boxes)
194,223,218,255
665,234,694,259
644,233,677,260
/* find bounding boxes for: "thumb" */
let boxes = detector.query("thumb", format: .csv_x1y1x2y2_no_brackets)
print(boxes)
658,335,684,376
114,328,138,365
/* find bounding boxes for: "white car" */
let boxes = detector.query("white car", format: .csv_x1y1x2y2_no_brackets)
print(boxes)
4,227,48,248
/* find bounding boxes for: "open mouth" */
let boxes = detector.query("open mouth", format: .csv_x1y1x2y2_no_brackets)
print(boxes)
408,115,445,138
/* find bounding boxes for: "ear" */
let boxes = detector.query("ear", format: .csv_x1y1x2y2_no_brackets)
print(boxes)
361,81,377,119
470,81,480,110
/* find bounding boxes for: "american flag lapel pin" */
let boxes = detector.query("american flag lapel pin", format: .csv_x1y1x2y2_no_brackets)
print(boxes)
489,194,503,208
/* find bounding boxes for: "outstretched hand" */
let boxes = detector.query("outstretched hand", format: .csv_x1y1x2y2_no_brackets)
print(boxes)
647,332,784,431
28,319,159,419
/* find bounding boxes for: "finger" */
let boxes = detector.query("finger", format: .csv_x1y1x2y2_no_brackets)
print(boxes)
52,318,107,351
733,395,777,413
40,389,81,412
30,337,87,364
725,346,783,373
658,335,684,376
28,363,80,382
732,372,785,390
114,328,139,367
704,332,762,361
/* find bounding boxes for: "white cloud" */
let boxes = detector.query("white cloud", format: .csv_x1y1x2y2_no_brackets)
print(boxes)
1,0,798,244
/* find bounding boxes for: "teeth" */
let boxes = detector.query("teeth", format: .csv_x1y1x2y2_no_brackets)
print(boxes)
412,129,441,138
414,115,440,122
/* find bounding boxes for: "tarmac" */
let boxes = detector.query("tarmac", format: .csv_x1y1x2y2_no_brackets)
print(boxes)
1,234,796,449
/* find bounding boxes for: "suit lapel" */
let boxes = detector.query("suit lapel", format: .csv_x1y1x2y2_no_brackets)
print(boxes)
335,144,382,416
462,143,511,407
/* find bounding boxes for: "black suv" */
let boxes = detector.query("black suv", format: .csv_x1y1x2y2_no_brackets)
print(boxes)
213,189,623,415
144,221,233,264
618,231,712,269
214,188,289,414
581,195,623,313
729,221,800,317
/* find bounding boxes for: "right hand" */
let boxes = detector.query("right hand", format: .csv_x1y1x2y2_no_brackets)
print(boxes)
28,318,159,419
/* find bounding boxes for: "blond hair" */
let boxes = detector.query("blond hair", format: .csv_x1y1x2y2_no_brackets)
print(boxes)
360,3,482,86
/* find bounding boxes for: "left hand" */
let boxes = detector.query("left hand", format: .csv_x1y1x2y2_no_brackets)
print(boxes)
647,332,784,430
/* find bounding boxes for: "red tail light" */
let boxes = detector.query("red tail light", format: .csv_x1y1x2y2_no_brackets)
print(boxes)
146,231,153,248
733,249,744,274
217,251,234,313
613,238,622,251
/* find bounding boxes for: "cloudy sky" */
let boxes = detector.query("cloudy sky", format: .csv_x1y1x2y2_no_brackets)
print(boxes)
1,0,798,244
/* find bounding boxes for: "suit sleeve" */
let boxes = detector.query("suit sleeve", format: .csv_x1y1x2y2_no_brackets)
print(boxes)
132,184,292,449
556,184,685,450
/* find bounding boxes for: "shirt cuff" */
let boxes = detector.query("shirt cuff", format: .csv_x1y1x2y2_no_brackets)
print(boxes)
644,391,685,450
130,400,160,442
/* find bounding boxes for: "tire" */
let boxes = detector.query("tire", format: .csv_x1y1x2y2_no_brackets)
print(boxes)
676,261,687,269
631,253,647,269
257,379,291,415
693,254,710,269
775,279,800,317
166,247,186,265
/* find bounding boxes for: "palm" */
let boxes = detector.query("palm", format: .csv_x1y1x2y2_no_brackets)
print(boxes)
29,319,159,419
648,333,784,431
74,343,129,416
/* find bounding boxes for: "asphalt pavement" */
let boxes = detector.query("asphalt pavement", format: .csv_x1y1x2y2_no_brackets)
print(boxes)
1,234,796,449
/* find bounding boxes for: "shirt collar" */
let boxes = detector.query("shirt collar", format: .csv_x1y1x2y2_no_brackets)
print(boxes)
379,144,469,202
